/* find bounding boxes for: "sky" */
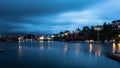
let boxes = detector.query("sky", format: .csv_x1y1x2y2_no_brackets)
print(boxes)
0,0,120,35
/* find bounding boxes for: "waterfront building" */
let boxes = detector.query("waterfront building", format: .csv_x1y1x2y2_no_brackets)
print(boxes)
75,28,81,34
112,20,120,30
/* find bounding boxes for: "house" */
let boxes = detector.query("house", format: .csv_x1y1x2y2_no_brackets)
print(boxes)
112,20,120,30
75,28,81,34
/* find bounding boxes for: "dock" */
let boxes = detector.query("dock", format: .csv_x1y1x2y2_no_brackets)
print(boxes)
107,53,120,62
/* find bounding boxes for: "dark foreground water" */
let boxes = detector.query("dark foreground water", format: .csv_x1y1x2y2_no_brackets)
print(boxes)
0,40,120,68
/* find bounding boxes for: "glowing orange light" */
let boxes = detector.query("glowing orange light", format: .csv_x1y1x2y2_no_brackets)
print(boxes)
118,43,120,53
65,33,68,36
113,39,115,42
89,43,93,53
118,34,120,37
89,40,94,43
112,43,116,53
64,43,68,53
39,36,44,40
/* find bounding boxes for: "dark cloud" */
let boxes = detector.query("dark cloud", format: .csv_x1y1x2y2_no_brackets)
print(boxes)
0,0,106,34
0,0,104,17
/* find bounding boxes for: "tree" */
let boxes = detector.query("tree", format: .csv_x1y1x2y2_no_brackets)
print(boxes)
103,22,107,31
59,31,64,34
82,26,90,31
64,30,71,34
24,34,35,39
90,26,94,31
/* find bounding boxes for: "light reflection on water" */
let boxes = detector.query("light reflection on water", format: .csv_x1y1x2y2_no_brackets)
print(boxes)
40,41,44,50
89,43,92,53
112,43,120,53
48,41,51,50
117,43,120,53
95,44,102,57
0,41,120,68
18,42,22,57
75,43,80,57
64,43,68,54
112,43,116,53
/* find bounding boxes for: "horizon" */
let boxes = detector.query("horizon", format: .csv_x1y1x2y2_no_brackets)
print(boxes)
0,20,117,35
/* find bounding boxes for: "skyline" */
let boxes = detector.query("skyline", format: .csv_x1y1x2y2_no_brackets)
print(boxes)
0,0,120,34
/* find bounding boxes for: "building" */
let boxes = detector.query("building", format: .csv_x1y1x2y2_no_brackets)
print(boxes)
112,20,120,30
75,28,81,34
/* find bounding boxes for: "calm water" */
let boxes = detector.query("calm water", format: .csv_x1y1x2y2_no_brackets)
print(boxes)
0,40,120,68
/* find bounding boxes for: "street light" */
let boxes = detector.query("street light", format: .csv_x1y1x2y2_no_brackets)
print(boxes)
94,26,102,43
118,34,120,37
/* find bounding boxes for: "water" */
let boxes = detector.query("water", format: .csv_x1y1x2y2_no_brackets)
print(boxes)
0,40,120,68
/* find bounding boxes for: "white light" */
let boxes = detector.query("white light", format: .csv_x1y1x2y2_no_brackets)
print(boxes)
18,37,21,42
118,26,120,28
39,36,44,40
48,38,51,40
51,35,55,38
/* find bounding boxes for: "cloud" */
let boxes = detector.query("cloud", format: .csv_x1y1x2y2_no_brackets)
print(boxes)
52,10,103,28
85,0,120,21
0,0,104,17
52,0,120,28
2,0,119,34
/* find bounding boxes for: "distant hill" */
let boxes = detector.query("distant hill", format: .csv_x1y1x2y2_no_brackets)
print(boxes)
0,32,48,36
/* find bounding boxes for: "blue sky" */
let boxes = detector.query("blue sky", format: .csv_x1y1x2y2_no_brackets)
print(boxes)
0,0,120,34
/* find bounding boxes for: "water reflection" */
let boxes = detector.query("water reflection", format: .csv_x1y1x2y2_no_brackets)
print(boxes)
18,42,22,57
112,43,116,53
64,43,68,54
75,43,80,56
112,43,120,53
89,43,93,53
1,41,120,68
48,41,51,50
95,44,102,64
95,44,102,57
40,41,44,50
117,43,120,53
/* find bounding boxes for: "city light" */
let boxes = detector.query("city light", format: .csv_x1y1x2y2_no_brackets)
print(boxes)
64,33,68,36
51,35,55,38
47,38,51,41
94,26,101,31
112,39,115,42
118,26,120,28
18,37,21,40
18,37,21,42
89,40,94,43
118,34,120,37
39,36,44,40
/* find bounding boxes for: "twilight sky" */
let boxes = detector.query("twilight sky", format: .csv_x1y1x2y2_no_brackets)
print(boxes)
0,0,120,34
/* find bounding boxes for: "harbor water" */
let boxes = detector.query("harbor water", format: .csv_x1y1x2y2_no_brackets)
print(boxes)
0,40,120,68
